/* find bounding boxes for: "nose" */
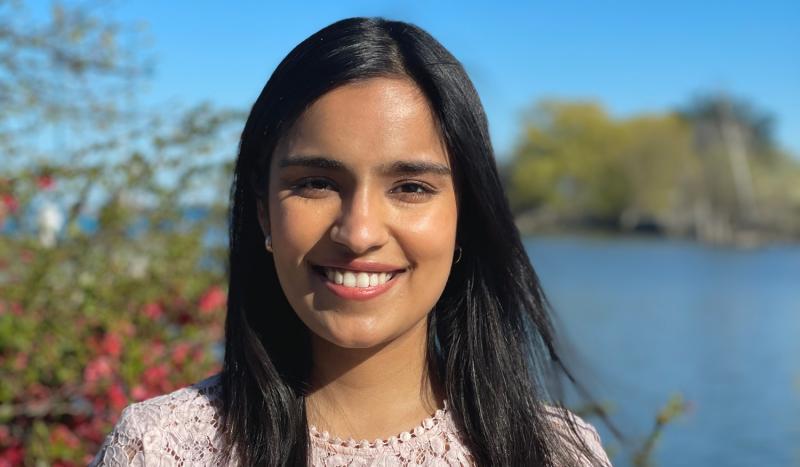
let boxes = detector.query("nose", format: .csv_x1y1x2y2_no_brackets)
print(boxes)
330,187,389,255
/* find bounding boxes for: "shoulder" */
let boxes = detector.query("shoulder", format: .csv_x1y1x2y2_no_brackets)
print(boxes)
543,405,612,467
90,374,225,466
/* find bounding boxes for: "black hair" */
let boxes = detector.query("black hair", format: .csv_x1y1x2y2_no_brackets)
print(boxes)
223,17,610,466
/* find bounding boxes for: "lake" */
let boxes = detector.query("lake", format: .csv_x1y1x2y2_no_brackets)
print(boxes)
524,235,800,467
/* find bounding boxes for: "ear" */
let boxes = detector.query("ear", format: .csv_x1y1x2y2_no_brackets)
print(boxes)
255,198,270,237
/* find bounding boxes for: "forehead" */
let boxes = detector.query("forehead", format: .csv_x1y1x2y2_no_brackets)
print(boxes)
275,77,449,168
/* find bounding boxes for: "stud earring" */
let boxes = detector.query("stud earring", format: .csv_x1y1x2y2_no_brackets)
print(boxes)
454,246,462,264
265,234,273,253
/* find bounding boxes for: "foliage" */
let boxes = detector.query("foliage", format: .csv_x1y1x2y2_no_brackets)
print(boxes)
0,106,243,464
509,102,693,222
0,108,243,464
508,98,800,243
0,1,243,464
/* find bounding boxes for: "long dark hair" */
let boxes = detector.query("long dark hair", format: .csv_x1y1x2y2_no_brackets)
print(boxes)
223,17,609,466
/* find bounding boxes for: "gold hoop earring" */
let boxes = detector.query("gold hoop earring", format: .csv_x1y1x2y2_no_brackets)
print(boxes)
454,246,462,264
265,234,273,253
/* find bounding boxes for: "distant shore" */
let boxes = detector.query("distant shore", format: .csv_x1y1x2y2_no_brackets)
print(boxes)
514,211,800,249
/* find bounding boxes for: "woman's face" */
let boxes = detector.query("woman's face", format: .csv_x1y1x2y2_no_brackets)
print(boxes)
261,77,458,349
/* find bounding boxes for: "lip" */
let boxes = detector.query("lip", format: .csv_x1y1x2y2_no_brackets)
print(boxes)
310,263,404,301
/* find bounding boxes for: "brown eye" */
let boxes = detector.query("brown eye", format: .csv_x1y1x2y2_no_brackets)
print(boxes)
391,182,436,201
397,183,426,193
291,178,337,197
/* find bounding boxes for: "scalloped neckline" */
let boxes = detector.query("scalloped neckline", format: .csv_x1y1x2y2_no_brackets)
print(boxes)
308,400,449,450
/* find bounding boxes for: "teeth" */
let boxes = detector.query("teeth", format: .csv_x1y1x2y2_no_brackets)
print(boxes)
321,267,395,288
356,272,370,287
343,271,357,287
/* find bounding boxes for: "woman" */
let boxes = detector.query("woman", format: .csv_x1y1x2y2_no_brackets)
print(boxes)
92,17,612,466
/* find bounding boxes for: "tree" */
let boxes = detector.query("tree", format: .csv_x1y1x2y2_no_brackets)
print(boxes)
507,96,800,241
508,101,694,229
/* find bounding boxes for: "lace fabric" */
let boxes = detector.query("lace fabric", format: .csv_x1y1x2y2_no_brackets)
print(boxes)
307,400,472,466
90,375,610,466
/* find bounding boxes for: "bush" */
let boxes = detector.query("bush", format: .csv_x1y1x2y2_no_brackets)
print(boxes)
0,112,239,464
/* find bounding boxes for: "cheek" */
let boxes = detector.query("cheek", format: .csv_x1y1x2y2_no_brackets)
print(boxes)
270,197,336,260
396,200,458,288
267,196,337,311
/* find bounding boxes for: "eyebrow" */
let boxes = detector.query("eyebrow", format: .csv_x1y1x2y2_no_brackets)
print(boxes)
277,155,452,177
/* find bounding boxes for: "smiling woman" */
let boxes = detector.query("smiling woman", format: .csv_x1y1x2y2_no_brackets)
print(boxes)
263,78,458,354
91,17,612,467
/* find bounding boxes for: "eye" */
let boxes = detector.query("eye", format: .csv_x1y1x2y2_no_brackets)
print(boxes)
290,177,337,197
390,181,437,201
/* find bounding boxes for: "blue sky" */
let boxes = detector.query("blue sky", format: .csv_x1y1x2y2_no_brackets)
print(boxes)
97,1,799,159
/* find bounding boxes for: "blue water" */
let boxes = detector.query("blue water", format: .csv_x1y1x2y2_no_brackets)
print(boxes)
525,235,800,467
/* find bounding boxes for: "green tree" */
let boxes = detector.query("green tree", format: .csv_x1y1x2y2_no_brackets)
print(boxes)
510,101,630,222
507,96,800,241
509,101,695,228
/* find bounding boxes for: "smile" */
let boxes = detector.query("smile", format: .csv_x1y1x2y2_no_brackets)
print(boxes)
310,264,405,300
319,267,395,288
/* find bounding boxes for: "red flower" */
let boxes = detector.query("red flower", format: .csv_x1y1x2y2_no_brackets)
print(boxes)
142,365,168,387
171,343,191,366
131,384,151,401
108,383,127,411
1,194,17,213
83,356,113,386
36,175,55,190
100,333,123,358
0,445,24,467
198,286,226,314
142,302,163,319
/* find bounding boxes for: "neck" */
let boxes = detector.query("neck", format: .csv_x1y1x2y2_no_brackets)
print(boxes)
305,318,444,440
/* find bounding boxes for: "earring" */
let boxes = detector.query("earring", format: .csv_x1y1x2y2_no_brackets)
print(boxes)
265,234,273,253
454,246,462,264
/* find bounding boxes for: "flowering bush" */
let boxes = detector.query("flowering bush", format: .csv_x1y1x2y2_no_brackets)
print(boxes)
0,111,240,464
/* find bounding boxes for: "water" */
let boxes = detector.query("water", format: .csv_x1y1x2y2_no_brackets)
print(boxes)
524,235,800,467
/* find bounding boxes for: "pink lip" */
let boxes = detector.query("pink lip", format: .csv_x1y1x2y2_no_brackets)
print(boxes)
311,267,402,301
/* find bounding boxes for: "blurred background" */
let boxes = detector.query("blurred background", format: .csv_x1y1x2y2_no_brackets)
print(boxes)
1,1,797,465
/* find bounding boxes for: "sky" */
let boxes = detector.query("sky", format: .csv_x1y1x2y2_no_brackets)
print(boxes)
60,1,800,160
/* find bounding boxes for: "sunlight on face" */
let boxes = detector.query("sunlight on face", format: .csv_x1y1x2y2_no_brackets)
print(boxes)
265,77,458,349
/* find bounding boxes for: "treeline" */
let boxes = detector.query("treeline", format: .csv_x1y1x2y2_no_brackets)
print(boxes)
503,96,800,245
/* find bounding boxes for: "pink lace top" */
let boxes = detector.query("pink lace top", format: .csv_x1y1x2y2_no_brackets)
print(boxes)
90,374,611,466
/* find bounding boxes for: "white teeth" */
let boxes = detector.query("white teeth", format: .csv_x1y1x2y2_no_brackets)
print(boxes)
356,272,370,287
343,271,356,287
321,267,396,288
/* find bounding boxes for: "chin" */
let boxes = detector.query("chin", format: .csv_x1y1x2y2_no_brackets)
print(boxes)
326,335,384,349
296,304,430,352
317,322,390,350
